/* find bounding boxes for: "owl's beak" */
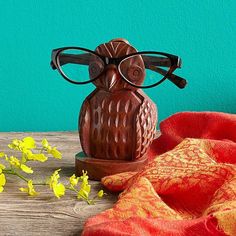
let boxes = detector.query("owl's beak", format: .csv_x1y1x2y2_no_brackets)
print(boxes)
104,67,119,90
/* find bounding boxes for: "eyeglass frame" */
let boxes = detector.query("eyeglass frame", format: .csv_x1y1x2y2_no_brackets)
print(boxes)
50,46,186,89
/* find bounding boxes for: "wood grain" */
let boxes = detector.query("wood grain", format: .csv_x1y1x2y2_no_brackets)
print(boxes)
0,132,118,236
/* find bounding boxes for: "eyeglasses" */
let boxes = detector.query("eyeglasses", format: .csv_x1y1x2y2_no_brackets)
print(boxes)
50,47,187,89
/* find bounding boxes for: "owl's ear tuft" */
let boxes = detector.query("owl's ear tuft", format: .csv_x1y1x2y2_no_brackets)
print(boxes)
109,38,130,45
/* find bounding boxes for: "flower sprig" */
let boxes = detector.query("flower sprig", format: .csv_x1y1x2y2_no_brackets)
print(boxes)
0,137,105,204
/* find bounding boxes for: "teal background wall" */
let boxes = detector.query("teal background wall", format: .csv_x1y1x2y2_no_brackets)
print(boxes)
0,0,235,132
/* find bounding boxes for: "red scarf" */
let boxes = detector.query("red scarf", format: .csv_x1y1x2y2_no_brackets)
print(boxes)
83,112,236,236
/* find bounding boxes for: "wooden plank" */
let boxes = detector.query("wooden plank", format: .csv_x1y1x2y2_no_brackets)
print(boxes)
0,132,118,236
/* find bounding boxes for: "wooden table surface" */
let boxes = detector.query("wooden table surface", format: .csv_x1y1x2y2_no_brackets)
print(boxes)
0,132,118,236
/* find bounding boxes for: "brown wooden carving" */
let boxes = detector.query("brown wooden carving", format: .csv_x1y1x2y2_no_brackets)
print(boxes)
76,39,157,179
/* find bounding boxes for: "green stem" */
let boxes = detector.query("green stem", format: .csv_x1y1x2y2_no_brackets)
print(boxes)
14,171,29,182
40,148,46,154
2,168,13,174
3,168,49,185
92,196,99,202
33,183,48,186
65,186,93,204
65,186,77,192
86,199,94,205
3,168,29,182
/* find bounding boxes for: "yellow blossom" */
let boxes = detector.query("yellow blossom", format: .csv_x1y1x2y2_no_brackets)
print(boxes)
0,152,5,158
30,153,48,162
80,170,89,182
50,148,62,159
69,174,79,187
8,137,36,152
2,136,66,199
0,168,6,193
77,171,91,200
77,183,91,200
49,169,60,188
42,139,62,159
22,137,36,149
20,164,33,174
8,139,21,150
23,150,47,162
19,180,38,196
0,164,6,170
42,138,50,149
48,169,65,198
9,156,21,167
52,183,65,199
8,156,33,173
81,177,90,190
97,190,104,198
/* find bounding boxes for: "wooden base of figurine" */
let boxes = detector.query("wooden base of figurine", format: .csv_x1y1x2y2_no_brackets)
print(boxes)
75,152,148,180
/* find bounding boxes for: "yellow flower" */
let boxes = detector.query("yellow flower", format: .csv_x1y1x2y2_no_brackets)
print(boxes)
52,183,65,199
69,174,79,187
0,152,5,158
30,154,48,162
76,170,91,199
9,156,21,167
42,139,62,159
8,156,33,173
42,138,50,149
0,163,6,170
49,169,60,188
81,178,90,190
77,184,91,200
0,168,6,193
97,190,104,198
8,139,21,150
20,164,33,174
50,148,62,159
22,137,36,149
48,169,65,199
80,170,89,182
8,137,36,151
23,150,48,162
77,171,91,200
19,180,38,196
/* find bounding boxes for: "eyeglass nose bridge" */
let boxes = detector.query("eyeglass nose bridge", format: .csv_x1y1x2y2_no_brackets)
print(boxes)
104,57,121,66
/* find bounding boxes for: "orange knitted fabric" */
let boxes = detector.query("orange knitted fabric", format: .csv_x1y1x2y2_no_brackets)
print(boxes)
83,112,236,236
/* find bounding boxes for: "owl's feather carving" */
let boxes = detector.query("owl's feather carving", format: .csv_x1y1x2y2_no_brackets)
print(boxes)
133,91,157,160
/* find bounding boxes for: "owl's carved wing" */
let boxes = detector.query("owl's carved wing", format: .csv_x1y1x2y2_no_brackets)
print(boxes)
133,99,157,160
79,99,91,156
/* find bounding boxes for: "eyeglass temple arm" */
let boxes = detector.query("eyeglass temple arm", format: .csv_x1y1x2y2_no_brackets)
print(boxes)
142,55,173,67
147,65,187,89
143,55,186,88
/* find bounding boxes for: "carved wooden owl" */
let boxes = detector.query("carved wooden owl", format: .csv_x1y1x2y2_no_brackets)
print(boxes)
79,39,157,161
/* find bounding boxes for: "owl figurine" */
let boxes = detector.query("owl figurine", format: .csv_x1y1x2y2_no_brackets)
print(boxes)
51,38,186,178
79,39,157,161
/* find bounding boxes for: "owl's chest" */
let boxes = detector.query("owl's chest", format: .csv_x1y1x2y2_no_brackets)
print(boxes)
89,90,142,159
